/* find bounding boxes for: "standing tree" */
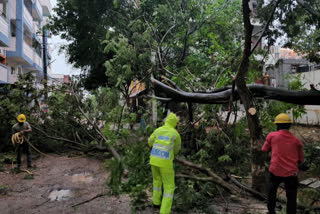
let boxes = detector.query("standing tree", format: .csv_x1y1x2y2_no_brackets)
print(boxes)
48,0,135,89
257,0,320,63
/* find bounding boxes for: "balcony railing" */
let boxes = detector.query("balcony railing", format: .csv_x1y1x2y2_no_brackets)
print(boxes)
23,5,33,29
0,15,9,37
23,41,33,62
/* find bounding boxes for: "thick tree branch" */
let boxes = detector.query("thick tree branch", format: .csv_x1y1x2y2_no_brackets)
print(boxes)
227,175,266,200
151,77,320,105
144,95,172,101
176,173,214,182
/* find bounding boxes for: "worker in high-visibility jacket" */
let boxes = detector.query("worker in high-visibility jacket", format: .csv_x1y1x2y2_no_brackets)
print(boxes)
148,113,181,214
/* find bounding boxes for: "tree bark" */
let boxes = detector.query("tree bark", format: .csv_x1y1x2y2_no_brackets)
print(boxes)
151,77,320,105
235,0,265,193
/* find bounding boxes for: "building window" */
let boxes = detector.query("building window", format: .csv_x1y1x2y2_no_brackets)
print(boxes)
0,0,8,20
11,21,16,37
297,65,309,73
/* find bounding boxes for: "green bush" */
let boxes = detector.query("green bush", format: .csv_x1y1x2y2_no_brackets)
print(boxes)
174,179,218,212
184,120,251,176
106,136,152,211
303,142,320,176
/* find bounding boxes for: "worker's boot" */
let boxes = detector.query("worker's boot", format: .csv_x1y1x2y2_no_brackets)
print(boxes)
27,161,33,168
153,204,160,209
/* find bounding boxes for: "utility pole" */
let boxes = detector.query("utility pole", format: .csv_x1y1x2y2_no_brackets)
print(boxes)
42,28,47,100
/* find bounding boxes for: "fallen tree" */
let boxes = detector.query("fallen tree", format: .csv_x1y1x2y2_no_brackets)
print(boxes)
151,77,320,105
150,75,320,194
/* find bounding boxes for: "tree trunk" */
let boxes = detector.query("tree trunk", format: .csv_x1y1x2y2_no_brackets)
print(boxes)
151,78,320,105
235,0,266,193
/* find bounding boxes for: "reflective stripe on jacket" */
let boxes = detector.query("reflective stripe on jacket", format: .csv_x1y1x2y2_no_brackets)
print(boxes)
148,113,181,168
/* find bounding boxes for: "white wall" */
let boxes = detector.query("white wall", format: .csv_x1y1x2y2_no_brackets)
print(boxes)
293,70,320,125
298,69,320,87
11,0,16,19
0,65,8,82
23,41,33,61
8,65,19,83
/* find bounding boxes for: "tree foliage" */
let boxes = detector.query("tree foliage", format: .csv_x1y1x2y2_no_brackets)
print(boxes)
49,0,246,91
257,0,320,62
48,0,134,89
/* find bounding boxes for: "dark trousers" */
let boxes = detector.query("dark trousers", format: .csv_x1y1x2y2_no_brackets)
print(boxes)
267,172,298,214
16,142,32,167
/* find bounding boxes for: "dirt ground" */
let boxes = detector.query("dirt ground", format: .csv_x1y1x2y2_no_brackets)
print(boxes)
0,155,133,214
0,154,271,214
2,123,317,214
290,125,320,143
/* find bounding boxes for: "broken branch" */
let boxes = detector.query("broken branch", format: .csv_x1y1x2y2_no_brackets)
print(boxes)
175,157,239,195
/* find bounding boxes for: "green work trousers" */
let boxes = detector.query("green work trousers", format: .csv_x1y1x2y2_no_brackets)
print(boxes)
151,165,175,214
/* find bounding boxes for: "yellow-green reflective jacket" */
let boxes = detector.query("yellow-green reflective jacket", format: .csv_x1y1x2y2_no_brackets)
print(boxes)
148,113,181,168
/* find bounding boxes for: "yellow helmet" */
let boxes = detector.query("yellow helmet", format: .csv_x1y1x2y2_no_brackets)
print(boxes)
17,114,26,123
274,113,292,124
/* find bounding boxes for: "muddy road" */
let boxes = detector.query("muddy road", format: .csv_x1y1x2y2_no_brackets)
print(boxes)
0,156,135,214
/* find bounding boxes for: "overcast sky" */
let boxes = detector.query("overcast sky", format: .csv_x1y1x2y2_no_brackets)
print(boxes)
49,0,81,76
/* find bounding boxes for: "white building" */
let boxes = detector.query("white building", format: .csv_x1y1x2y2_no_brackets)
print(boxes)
264,46,320,125
0,0,52,85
